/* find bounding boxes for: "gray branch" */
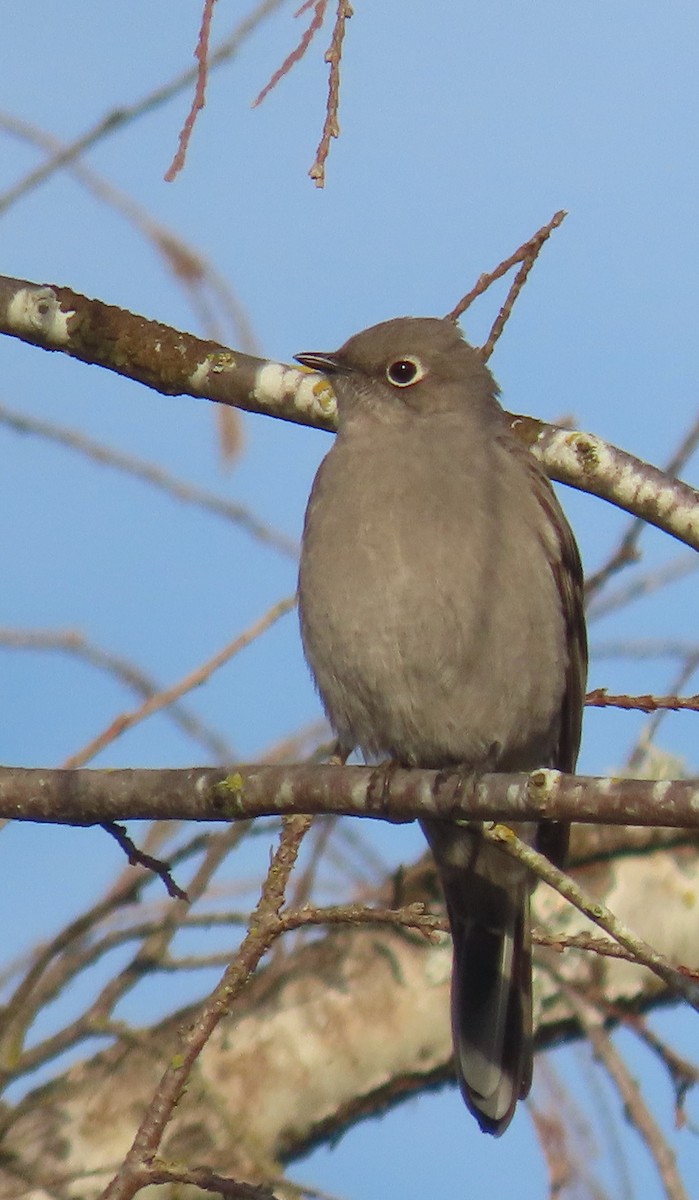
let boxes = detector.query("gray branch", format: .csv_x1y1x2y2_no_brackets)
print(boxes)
2,763,698,828
1,274,698,551
1,836,696,1198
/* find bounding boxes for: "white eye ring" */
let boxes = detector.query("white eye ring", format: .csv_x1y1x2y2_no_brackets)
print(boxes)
385,356,426,388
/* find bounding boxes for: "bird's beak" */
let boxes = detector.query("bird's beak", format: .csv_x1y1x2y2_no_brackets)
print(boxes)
294,350,345,375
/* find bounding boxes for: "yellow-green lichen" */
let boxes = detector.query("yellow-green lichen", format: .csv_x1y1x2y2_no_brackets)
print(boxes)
313,378,336,412
209,350,237,374
569,433,600,474
215,772,246,817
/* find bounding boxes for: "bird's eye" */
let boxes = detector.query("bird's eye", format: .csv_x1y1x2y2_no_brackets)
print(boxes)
386,356,425,388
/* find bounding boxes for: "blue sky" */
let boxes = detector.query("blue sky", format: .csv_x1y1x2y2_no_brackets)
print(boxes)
2,3,699,1196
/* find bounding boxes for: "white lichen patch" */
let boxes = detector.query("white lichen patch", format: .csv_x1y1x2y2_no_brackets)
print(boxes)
189,352,237,391
253,362,336,419
194,772,210,796
7,286,74,344
189,358,212,389
253,362,291,403
528,767,560,791
649,478,686,521
506,781,522,808
350,776,368,812
545,429,697,535
631,474,664,510
651,779,672,805
274,778,295,810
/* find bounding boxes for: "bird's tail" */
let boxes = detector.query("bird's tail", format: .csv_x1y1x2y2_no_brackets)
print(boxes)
420,819,533,1136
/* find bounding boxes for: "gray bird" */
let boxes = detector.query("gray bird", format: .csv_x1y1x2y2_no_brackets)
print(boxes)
296,317,587,1135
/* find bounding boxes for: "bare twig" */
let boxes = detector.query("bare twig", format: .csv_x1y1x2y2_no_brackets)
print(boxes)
0,0,287,214
61,594,296,768
483,823,699,1009
0,625,236,761
586,408,699,598
137,1165,276,1199
309,0,354,186
101,821,188,900
447,210,567,338
533,929,638,964
615,1012,699,1125
594,639,699,662
0,109,261,363
626,652,699,773
0,822,252,1091
101,815,312,1200
260,718,329,763
0,401,296,557
586,688,699,714
165,0,219,182
253,1,328,107
286,816,339,912
587,554,699,621
564,988,689,1200
528,1062,601,1200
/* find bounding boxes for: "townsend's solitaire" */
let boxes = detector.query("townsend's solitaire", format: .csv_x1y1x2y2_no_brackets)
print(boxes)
296,317,587,1135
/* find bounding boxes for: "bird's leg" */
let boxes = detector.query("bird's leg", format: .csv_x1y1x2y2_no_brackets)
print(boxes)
327,740,350,766
366,757,401,808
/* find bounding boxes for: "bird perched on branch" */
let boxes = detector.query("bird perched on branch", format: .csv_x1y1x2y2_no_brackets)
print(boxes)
296,316,587,1135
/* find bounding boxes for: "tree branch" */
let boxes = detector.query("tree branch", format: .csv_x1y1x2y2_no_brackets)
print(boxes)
2,763,699,828
1,274,698,552
1,838,696,1196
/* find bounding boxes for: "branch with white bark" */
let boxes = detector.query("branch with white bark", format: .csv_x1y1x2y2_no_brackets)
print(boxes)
2,762,698,827
1,273,698,551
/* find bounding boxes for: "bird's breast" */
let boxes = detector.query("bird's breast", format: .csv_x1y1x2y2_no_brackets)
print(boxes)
299,424,567,769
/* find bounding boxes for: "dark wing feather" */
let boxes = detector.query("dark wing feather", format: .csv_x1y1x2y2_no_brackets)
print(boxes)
523,454,588,866
428,440,588,1135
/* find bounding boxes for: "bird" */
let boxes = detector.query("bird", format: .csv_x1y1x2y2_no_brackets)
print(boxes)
295,316,587,1135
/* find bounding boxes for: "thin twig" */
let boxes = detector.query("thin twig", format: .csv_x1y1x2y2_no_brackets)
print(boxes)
0,824,252,1091
62,594,296,768
140,1165,276,1199
594,639,699,662
586,688,699,714
446,211,567,338
260,718,329,763
614,1011,699,1125
0,0,287,215
587,553,699,621
309,0,354,186
625,652,699,774
0,625,236,761
253,0,328,107
0,402,295,557
101,816,312,1200
564,987,689,1200
483,823,699,1010
533,929,638,963
165,0,218,182
101,822,188,900
586,408,699,598
0,109,262,364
